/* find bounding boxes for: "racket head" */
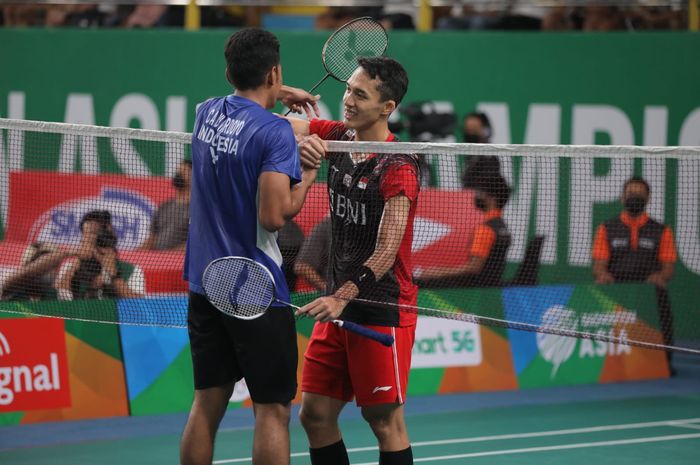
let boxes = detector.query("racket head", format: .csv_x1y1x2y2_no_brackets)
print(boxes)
321,16,388,83
202,256,276,320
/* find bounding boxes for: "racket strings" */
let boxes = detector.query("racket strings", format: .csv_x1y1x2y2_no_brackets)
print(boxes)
324,19,388,81
203,258,275,319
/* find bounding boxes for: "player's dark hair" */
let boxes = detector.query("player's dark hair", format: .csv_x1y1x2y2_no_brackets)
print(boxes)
357,56,409,105
623,176,650,196
225,28,280,91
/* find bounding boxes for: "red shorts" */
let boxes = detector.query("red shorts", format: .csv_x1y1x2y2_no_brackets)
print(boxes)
302,321,416,407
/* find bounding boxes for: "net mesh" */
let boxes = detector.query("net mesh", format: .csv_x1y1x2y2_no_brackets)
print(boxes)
323,17,388,81
202,257,275,320
1,118,699,354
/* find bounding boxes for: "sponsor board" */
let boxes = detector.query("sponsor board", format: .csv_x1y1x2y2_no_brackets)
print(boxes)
0,318,71,412
412,316,483,368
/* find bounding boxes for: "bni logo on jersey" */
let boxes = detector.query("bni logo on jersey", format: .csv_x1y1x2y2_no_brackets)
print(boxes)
0,318,71,412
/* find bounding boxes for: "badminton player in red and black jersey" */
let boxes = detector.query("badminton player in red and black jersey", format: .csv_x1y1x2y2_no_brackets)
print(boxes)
287,57,418,465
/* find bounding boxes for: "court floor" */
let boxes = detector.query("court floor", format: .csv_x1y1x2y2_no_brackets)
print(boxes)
2,394,699,465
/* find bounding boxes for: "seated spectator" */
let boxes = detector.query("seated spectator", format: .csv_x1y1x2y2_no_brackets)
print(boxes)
294,216,331,292
416,175,511,288
141,160,191,251
462,111,492,144
0,243,73,301
55,210,144,300
591,176,677,369
460,111,501,189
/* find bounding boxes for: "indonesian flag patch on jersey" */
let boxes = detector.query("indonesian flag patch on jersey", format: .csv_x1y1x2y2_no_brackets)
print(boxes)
357,177,369,190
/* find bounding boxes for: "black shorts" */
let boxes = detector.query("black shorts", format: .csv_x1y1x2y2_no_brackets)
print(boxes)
187,291,298,404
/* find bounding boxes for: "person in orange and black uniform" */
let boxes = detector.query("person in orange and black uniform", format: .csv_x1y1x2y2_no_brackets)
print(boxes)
416,174,511,288
592,176,677,371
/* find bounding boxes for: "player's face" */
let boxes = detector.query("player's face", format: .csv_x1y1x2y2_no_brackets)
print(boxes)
342,68,394,130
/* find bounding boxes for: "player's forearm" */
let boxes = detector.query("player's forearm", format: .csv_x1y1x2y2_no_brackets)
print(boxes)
287,169,318,219
363,196,410,279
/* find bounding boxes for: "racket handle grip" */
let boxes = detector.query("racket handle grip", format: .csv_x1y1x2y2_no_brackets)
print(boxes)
333,320,394,347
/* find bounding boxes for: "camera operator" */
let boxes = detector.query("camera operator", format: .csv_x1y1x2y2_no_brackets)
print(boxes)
54,210,145,300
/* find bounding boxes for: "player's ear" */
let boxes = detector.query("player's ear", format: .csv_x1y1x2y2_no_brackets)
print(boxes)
267,65,281,88
225,68,234,87
382,100,396,117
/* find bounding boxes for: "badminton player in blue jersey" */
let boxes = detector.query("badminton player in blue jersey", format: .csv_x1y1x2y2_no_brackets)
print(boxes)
180,28,322,465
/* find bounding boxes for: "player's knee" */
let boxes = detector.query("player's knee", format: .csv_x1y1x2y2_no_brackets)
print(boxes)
299,403,329,432
362,409,404,443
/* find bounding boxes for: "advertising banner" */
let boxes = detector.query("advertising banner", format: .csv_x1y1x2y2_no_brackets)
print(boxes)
0,302,129,425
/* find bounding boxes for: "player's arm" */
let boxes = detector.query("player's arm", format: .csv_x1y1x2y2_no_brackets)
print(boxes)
298,195,412,322
277,85,320,120
259,168,317,232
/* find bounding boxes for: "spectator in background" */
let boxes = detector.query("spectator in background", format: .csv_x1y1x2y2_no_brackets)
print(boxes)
294,216,332,292
583,6,625,31
55,210,144,300
1,3,45,26
592,176,677,370
315,6,382,29
462,111,492,144
460,111,501,190
124,4,183,28
141,160,191,251
416,174,511,288
0,243,77,301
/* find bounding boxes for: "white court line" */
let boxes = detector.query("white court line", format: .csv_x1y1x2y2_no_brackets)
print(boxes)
212,417,700,464
669,422,700,431
352,433,700,465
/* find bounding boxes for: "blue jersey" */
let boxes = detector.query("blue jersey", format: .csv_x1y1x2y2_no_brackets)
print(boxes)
185,95,301,304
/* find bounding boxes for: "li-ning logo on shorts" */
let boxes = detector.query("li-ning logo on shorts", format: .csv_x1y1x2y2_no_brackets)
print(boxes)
372,386,392,394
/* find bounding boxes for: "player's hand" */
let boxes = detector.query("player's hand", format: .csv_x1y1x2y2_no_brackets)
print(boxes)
298,134,326,170
278,86,321,119
296,296,348,323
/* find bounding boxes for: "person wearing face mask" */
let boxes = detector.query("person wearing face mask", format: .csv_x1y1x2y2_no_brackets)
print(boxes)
140,160,192,251
416,174,511,288
462,111,491,144
592,176,677,370
460,111,501,190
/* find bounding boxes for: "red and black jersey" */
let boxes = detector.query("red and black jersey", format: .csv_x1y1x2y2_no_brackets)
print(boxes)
310,119,419,327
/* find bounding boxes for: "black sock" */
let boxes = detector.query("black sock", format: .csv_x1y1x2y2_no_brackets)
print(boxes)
379,446,413,465
309,439,350,465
